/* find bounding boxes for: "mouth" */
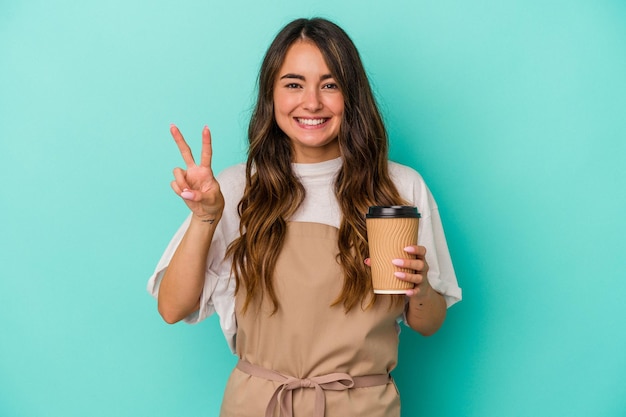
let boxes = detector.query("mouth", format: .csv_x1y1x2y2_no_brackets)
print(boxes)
295,117,330,127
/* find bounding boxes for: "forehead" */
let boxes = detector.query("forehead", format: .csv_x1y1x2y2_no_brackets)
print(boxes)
278,40,331,73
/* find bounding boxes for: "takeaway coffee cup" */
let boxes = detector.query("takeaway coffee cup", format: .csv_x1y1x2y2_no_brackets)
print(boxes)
366,206,421,294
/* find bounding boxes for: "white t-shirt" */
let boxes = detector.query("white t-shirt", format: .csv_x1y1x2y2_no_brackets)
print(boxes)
147,157,462,352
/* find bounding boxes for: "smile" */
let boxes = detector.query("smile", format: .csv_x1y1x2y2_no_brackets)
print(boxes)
296,118,329,126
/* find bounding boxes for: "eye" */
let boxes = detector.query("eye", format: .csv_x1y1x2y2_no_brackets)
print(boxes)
285,83,302,89
322,83,339,89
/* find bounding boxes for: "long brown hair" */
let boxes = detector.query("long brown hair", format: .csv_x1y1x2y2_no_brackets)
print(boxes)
227,18,405,314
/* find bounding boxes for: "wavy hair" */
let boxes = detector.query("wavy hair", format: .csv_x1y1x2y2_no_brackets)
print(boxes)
227,18,406,314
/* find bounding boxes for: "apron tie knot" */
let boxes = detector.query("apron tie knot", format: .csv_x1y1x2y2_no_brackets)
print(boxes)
236,359,390,417
298,378,313,388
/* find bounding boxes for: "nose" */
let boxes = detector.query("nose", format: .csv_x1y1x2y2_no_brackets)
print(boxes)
302,87,323,111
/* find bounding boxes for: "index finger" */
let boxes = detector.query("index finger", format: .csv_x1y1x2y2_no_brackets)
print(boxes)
170,124,196,166
199,125,213,168
404,245,427,258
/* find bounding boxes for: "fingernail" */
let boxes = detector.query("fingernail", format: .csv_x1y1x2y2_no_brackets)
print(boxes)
394,271,406,279
404,246,416,253
391,259,404,267
181,190,194,200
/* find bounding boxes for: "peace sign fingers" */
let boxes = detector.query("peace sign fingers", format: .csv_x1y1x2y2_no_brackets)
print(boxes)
167,124,225,222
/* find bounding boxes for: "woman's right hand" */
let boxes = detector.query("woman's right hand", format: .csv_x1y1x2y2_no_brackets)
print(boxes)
170,124,225,223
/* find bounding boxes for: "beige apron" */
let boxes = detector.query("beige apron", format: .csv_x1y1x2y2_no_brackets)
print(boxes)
220,222,404,417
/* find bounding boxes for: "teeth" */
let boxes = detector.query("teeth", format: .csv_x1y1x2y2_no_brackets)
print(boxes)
297,118,326,126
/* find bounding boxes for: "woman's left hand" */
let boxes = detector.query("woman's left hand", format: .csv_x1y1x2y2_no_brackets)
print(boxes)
391,245,431,299
364,245,432,298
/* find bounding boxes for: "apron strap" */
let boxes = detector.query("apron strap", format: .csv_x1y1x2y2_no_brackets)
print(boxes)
236,359,391,417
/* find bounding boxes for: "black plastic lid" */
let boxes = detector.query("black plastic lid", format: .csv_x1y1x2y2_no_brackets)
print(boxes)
366,205,421,218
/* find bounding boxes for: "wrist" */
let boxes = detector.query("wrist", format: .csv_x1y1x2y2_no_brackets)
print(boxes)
406,289,446,336
198,217,217,224
409,285,436,307
190,212,222,226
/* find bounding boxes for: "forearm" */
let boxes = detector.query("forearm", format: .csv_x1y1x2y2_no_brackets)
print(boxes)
406,288,447,336
158,216,221,323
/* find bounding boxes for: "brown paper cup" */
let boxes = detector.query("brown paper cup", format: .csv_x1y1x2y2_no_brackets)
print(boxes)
366,206,420,294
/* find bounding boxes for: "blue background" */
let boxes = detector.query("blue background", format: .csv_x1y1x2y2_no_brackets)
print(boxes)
1,0,625,416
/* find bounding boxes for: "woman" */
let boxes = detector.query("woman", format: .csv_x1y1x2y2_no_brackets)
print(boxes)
148,17,461,417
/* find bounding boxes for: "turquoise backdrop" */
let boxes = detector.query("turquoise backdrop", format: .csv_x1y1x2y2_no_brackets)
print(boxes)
1,0,625,416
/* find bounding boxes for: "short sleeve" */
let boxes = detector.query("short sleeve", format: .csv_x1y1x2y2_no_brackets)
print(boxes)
389,162,462,308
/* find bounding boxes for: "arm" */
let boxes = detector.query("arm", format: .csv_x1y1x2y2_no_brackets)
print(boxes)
157,125,225,324
158,215,221,323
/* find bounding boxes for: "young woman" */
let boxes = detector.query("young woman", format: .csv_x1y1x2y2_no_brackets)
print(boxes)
148,17,462,417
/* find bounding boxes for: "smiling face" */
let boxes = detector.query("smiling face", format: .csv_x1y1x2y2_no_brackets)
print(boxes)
273,40,345,163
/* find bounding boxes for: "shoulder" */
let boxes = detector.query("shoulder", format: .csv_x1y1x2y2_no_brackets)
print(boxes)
388,160,423,182
216,163,246,184
216,163,246,198
215,163,246,218
388,161,437,215
388,161,428,193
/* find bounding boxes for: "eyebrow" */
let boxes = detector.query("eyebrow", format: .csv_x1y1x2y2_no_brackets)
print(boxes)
279,73,334,81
